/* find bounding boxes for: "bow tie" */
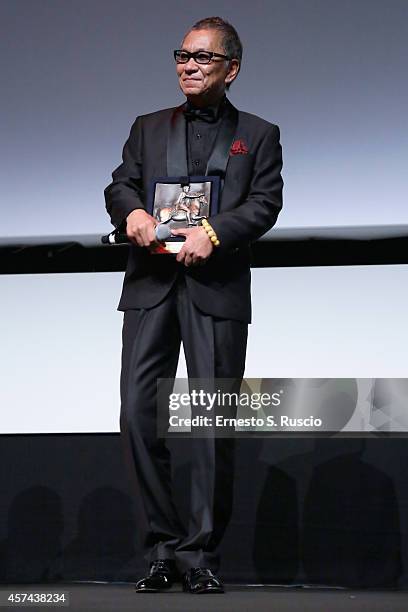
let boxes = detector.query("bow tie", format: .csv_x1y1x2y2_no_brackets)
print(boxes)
183,106,217,123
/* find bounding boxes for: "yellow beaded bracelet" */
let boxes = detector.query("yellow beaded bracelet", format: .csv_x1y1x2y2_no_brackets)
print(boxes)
201,219,220,247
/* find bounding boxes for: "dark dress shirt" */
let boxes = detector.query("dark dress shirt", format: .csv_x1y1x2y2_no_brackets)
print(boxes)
185,99,225,176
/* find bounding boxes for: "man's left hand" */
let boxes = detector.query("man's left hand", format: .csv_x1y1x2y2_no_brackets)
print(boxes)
172,226,213,267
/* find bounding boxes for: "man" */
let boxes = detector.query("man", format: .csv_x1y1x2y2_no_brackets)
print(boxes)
104,16,283,594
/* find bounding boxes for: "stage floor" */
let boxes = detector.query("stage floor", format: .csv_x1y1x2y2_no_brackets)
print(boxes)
1,584,407,611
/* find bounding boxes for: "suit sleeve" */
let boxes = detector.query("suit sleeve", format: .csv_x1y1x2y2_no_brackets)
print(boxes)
104,116,146,229
209,125,283,251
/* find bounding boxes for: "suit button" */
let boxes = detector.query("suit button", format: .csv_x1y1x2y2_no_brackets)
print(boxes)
194,160,200,166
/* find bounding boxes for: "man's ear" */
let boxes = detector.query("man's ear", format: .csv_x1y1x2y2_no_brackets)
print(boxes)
225,59,240,86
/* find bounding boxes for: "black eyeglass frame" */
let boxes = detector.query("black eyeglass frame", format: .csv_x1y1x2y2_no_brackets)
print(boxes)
174,50,231,64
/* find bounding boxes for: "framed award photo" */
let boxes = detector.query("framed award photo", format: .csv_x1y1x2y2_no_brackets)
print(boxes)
147,176,220,254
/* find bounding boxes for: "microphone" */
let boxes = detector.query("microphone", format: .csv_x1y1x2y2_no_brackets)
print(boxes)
101,223,172,245
156,223,173,242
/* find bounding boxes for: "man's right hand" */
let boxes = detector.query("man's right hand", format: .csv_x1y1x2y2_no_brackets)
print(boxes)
126,209,158,248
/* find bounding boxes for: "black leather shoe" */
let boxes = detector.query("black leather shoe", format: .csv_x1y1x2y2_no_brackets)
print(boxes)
135,559,178,592
182,567,224,594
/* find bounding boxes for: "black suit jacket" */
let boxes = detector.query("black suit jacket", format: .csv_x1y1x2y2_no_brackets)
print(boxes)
104,99,283,323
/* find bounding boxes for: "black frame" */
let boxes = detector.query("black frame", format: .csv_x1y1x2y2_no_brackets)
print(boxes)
174,50,230,64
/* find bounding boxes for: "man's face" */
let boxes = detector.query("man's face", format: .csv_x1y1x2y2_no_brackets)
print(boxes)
176,29,238,105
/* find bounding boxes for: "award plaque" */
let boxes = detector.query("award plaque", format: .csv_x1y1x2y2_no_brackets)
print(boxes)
147,176,220,254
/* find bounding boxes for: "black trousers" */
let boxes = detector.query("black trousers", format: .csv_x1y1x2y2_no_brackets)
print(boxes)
120,273,248,572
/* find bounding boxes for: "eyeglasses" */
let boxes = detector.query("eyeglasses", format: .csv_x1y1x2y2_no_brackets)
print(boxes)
174,50,230,64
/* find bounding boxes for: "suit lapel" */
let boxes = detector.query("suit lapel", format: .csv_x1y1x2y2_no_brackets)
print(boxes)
206,99,238,178
166,104,188,177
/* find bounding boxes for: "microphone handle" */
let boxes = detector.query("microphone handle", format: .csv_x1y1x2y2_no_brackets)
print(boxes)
101,232,129,244
101,223,173,245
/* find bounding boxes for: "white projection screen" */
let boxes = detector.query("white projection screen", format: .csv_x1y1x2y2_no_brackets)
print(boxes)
1,1,407,433
1,267,407,433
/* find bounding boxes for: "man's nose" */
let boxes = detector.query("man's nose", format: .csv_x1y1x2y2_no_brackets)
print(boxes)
184,57,199,72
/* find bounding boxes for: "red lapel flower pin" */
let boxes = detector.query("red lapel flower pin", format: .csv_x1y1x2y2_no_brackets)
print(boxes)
230,139,249,156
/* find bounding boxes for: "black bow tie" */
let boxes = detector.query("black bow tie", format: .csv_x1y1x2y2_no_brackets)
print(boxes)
183,106,217,123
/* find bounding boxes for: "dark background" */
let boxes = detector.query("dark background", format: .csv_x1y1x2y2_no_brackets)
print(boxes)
0,434,404,586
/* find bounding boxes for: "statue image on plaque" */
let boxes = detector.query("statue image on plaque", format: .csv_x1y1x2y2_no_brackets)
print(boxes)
147,176,220,254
